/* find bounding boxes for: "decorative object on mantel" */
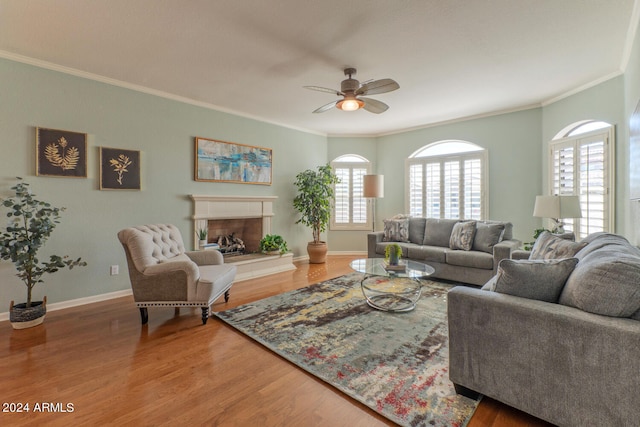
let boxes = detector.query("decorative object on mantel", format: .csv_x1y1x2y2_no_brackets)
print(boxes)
214,274,479,427
362,174,384,231
36,127,87,178
259,234,289,255
99,147,141,190
0,178,87,329
533,195,582,233
194,136,272,185
293,164,340,263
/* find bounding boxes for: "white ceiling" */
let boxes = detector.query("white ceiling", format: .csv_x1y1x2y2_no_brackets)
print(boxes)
0,0,637,136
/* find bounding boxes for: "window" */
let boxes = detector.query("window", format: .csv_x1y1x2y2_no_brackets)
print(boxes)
549,121,614,239
331,155,371,230
406,141,487,219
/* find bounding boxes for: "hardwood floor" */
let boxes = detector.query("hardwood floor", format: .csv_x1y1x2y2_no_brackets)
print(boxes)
0,255,553,426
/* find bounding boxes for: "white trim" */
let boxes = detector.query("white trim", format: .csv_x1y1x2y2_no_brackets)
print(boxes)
541,71,623,107
620,0,640,72
0,50,326,137
0,289,133,322
327,251,368,256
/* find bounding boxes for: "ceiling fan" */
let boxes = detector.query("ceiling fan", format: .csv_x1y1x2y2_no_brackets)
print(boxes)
304,68,399,114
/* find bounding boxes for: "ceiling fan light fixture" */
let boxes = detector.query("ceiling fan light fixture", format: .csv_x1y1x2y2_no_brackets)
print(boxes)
337,98,364,111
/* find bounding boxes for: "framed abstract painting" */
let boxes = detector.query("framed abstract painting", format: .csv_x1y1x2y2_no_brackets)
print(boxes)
194,136,272,185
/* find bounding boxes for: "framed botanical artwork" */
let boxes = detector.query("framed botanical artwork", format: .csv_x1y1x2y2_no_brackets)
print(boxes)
99,147,141,190
36,127,87,178
195,136,272,185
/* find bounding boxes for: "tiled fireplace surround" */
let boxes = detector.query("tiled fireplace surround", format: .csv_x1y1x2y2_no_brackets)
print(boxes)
190,195,295,281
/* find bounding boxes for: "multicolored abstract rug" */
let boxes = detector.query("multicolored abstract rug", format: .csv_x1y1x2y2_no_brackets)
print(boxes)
214,273,480,427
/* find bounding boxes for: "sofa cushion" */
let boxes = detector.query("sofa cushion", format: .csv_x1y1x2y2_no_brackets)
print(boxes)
423,218,459,246
408,217,427,244
529,231,586,260
472,222,506,254
407,245,447,263
446,249,494,270
449,221,477,251
559,245,640,317
488,258,578,302
382,217,409,242
478,220,513,240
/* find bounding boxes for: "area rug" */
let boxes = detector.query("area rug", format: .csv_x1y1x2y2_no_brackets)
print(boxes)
214,273,479,427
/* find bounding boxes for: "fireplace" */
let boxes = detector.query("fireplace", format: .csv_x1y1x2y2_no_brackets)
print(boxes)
190,195,276,252
190,194,295,281
207,217,262,254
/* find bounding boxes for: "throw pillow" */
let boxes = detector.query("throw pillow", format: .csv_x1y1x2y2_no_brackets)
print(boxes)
559,249,640,317
449,221,477,251
493,258,579,302
382,217,410,242
529,231,587,260
472,222,506,254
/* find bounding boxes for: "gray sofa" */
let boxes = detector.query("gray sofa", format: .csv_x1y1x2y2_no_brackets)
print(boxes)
448,232,640,426
367,217,521,285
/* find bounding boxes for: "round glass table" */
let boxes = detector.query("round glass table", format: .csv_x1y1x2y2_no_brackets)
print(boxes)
350,258,435,312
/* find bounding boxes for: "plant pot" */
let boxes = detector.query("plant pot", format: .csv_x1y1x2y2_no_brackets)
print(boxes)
10,296,47,330
263,250,281,255
307,241,328,264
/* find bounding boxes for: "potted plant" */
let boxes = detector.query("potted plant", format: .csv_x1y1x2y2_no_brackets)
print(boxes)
385,243,402,266
293,164,340,263
0,178,86,329
196,228,208,248
259,234,289,255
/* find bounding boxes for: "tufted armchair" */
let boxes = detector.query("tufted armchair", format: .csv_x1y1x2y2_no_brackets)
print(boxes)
117,224,237,325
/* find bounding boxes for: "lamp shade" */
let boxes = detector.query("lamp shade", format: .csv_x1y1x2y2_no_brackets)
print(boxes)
533,195,582,219
363,175,384,198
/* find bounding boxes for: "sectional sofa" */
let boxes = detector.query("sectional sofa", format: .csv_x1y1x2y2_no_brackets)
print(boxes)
367,216,521,285
448,232,640,426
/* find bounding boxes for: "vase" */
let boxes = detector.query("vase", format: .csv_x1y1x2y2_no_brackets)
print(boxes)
9,296,47,330
389,251,399,265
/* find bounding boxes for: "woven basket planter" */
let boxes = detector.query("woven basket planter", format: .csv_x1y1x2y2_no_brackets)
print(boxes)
10,296,47,329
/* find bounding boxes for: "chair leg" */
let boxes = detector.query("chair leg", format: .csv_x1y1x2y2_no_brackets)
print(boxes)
139,307,148,325
201,306,209,325
224,290,230,302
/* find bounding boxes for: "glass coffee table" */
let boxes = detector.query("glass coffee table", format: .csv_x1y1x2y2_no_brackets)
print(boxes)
350,258,435,312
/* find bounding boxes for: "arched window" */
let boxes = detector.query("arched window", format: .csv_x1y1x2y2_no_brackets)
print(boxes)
549,120,614,238
406,141,487,219
330,155,372,230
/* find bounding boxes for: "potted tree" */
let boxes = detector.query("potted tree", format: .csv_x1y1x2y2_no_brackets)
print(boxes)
293,164,340,263
0,178,86,329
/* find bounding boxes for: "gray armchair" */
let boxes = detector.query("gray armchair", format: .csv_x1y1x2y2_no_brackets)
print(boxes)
117,224,236,325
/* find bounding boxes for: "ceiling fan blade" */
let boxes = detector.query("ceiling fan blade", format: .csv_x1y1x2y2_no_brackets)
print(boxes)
313,100,338,113
304,86,343,96
360,97,389,114
356,79,400,96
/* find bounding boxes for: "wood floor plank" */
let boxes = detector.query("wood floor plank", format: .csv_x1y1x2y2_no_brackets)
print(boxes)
0,255,552,426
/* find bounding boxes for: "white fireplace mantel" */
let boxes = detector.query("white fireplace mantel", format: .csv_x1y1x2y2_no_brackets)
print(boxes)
190,194,295,281
190,194,278,250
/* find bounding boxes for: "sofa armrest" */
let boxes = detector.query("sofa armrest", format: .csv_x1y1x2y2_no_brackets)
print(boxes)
367,231,385,258
448,286,640,427
492,239,520,273
185,250,224,266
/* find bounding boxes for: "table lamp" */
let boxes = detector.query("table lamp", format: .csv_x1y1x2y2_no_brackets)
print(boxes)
533,195,582,233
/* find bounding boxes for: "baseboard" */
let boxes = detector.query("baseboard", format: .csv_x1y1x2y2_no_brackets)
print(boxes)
327,251,368,256
0,289,133,322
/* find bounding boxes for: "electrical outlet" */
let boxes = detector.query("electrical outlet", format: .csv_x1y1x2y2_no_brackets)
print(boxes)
110,265,119,276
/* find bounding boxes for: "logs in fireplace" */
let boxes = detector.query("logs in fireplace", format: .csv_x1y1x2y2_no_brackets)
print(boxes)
216,232,246,255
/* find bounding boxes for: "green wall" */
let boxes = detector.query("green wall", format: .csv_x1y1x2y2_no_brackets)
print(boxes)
0,58,327,311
